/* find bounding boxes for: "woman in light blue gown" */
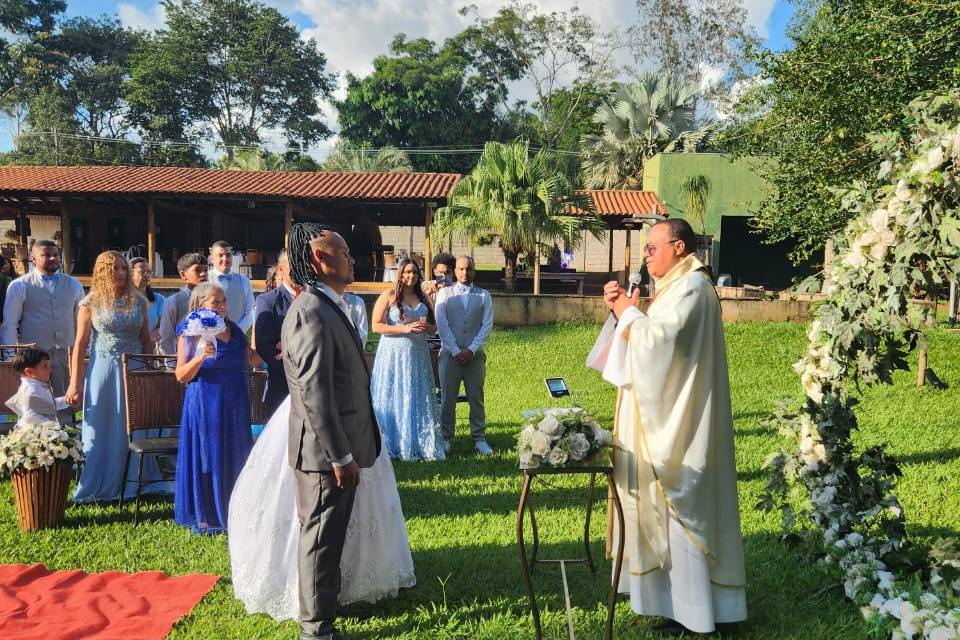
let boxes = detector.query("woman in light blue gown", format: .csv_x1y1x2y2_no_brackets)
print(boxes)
67,251,170,502
370,258,445,461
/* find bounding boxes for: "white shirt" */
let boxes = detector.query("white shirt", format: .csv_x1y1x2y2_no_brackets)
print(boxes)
434,282,494,357
5,376,68,426
209,268,255,333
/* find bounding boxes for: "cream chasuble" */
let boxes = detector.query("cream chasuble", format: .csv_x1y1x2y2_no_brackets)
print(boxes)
602,255,746,632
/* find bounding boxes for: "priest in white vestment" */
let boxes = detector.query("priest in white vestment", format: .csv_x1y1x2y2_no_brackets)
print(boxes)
601,219,746,634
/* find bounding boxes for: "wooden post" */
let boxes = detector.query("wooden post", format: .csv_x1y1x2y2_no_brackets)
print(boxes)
60,198,72,275
917,349,928,387
533,237,541,296
283,201,293,248
423,204,434,272
624,228,632,282
607,227,614,278
146,197,156,273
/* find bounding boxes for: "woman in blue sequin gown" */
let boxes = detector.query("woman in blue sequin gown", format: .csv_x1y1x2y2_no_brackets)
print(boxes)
370,258,444,461
68,251,170,503
174,283,253,533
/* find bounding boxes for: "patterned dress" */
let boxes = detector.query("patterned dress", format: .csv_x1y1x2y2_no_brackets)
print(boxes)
74,297,171,502
371,302,445,461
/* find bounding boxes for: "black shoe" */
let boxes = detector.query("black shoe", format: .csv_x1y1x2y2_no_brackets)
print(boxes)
652,619,692,636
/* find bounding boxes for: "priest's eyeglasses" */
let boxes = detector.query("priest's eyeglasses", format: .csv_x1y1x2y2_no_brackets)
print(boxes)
643,240,679,255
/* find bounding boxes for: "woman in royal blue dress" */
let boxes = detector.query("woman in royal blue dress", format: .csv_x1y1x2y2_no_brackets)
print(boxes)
370,258,445,461
68,250,167,502
174,282,254,533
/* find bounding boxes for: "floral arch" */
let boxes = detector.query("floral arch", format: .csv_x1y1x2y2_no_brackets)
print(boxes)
763,92,960,639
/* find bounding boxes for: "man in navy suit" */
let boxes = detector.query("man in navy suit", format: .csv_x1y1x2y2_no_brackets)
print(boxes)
255,248,297,418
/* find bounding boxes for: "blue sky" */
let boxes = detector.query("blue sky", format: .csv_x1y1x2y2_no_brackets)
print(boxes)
6,0,796,156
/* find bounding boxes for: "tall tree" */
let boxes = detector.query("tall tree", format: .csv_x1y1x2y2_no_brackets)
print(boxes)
335,34,522,173
433,140,605,292
0,0,66,121
126,0,335,158
463,1,630,149
727,0,960,260
580,72,713,189
633,0,756,96
321,140,412,173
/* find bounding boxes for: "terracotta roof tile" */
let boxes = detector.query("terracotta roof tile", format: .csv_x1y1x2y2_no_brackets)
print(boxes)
578,190,666,217
0,165,460,202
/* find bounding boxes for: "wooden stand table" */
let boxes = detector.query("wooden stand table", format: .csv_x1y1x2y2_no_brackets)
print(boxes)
516,465,625,640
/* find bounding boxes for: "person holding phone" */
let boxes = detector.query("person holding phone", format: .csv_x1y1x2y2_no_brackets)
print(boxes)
370,258,445,461
420,252,456,303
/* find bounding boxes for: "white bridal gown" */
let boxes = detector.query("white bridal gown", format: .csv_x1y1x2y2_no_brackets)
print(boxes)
228,397,416,620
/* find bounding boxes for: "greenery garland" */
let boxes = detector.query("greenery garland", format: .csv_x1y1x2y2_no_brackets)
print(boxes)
762,92,960,639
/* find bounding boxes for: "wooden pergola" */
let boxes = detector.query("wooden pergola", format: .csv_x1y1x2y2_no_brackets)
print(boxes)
0,166,460,289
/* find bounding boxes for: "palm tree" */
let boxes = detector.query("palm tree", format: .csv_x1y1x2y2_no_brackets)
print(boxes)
580,72,715,189
680,174,713,264
215,149,288,171
433,141,606,292
321,140,412,172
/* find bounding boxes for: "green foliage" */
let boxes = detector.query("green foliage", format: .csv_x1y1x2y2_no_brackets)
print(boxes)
320,140,412,173
580,72,713,189
126,0,335,156
335,34,521,173
728,0,960,261
680,174,712,235
433,140,604,291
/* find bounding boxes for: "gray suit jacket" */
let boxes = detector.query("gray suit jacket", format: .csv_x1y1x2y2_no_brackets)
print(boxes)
281,285,380,472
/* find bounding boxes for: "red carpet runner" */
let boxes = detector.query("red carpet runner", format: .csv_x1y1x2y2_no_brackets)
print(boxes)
0,563,219,639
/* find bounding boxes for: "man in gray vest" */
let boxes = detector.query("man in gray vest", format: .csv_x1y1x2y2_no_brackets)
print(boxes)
1,240,84,397
159,253,208,355
434,255,494,455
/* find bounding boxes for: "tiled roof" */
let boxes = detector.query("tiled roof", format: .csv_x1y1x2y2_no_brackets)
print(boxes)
0,165,460,202
580,190,666,217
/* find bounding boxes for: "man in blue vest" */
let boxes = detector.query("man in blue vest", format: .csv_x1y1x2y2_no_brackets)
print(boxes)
1,240,84,398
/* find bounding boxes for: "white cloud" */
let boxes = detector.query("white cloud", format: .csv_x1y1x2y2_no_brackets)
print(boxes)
116,2,167,31
743,0,777,38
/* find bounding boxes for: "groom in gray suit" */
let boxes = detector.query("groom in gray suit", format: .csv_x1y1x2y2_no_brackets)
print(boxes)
435,256,495,455
281,223,381,640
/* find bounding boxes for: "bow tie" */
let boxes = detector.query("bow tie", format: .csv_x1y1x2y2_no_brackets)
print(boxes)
218,273,233,282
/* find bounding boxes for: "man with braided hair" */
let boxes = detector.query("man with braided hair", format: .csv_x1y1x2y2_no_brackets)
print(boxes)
281,223,381,640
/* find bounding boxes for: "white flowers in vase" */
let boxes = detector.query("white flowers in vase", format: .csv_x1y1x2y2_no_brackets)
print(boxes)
0,420,83,476
517,407,612,470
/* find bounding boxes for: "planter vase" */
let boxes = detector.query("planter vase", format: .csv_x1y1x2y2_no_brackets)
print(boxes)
11,463,72,531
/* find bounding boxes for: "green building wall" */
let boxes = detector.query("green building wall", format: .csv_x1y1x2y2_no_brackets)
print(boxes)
642,152,806,287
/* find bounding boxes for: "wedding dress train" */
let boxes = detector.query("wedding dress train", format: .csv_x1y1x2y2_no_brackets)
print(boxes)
228,396,416,620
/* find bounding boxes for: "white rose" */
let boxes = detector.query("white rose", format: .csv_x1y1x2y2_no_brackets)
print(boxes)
843,250,867,269
518,425,536,447
899,601,920,637
519,451,537,469
804,379,824,403
538,414,560,437
928,626,957,640
530,431,551,457
927,146,945,170
799,436,814,455
811,443,827,462
882,597,904,617
895,180,914,201
869,208,890,233
546,447,568,466
568,433,590,460
591,423,612,446
844,532,863,547
910,157,930,175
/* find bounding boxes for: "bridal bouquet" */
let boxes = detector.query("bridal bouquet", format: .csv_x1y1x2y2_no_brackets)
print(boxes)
0,420,83,477
517,407,612,470
178,308,226,359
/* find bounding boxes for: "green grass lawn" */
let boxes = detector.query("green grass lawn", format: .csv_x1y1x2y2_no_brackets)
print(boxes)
2,322,959,639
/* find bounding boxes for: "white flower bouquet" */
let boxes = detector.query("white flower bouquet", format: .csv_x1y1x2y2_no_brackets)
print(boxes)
0,420,83,477
517,407,612,469
177,308,226,359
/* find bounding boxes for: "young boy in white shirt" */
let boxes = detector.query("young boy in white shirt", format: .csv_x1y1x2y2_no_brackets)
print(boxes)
5,347,70,426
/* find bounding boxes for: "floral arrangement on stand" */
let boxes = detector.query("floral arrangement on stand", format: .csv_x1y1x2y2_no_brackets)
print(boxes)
177,308,226,359
517,407,612,469
0,420,83,476
761,91,960,639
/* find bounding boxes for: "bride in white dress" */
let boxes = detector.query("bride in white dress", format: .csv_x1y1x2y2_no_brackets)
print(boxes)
228,396,416,620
